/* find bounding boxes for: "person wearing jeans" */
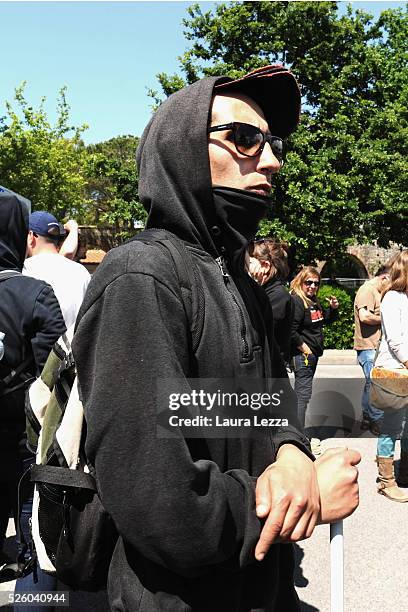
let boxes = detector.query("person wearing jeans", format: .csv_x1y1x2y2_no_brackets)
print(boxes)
354,267,390,434
374,250,408,503
356,348,384,432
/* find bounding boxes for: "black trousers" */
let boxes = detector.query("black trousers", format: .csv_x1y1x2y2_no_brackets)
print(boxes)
293,353,318,431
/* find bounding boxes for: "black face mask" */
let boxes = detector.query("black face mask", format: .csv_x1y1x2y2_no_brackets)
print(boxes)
212,186,270,272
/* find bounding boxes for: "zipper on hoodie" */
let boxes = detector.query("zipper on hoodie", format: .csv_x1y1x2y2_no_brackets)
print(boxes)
215,256,250,360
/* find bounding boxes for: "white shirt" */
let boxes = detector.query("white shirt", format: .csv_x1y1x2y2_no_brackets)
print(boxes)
376,290,408,369
23,253,91,329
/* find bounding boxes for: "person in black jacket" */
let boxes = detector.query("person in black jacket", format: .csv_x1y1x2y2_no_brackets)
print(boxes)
0,186,66,580
290,266,339,444
247,238,293,363
73,66,359,611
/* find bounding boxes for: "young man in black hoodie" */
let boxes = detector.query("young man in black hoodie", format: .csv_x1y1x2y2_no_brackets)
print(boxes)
73,66,360,611
0,186,66,578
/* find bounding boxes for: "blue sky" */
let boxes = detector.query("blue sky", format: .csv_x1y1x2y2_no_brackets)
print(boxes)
1,1,406,144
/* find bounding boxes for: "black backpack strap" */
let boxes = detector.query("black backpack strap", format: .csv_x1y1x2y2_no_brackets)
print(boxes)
31,464,98,491
0,355,35,396
131,229,205,353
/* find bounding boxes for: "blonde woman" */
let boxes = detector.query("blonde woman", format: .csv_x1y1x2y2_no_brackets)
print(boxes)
290,267,339,446
375,250,408,502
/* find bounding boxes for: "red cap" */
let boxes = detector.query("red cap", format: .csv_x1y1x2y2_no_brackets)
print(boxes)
214,64,301,139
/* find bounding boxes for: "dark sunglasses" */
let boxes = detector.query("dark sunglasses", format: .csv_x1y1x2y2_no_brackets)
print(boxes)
208,122,284,165
304,280,320,287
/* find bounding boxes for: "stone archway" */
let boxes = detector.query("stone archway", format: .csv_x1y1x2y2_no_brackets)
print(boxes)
321,254,368,280
319,253,369,290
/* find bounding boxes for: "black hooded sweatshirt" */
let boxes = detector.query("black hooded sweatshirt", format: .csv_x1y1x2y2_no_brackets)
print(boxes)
0,187,66,476
73,77,312,611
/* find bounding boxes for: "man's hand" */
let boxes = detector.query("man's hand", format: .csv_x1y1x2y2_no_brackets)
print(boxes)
255,444,320,560
63,219,79,233
315,447,360,524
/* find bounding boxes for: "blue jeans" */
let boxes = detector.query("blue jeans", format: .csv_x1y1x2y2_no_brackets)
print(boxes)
377,408,408,457
356,349,384,422
293,353,318,431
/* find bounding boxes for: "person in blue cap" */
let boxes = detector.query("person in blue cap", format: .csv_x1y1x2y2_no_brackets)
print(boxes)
24,211,90,329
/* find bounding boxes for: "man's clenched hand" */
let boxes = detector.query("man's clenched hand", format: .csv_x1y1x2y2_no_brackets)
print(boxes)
315,447,360,524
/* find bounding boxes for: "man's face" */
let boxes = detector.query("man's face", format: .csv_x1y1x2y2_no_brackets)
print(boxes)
208,93,281,196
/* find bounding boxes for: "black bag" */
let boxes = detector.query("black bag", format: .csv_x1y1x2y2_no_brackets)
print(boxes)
27,229,204,591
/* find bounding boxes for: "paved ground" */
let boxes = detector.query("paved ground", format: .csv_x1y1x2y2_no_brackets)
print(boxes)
296,436,408,612
2,354,406,611
295,360,408,612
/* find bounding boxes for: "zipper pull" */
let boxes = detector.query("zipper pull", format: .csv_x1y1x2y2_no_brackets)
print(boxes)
215,256,229,278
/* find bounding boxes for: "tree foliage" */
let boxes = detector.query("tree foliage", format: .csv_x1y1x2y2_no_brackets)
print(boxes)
155,1,408,262
84,135,145,236
0,84,89,219
318,284,355,349
0,86,144,232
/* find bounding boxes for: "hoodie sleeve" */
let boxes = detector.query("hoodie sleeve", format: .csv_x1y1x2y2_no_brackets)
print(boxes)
381,292,408,364
323,305,338,325
74,270,264,576
290,295,306,349
31,284,66,373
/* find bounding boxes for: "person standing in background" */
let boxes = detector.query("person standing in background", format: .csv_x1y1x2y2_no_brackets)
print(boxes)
24,211,90,329
354,266,390,435
290,266,339,454
247,238,293,363
375,251,408,503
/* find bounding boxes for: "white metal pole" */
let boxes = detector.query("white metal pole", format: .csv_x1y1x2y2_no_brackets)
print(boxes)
330,521,344,612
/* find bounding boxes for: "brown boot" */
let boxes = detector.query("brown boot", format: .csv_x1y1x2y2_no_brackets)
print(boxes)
376,456,408,502
397,451,408,487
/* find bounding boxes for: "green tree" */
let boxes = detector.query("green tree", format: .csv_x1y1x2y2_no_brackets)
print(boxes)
0,84,89,220
84,135,145,236
153,1,408,262
318,284,355,349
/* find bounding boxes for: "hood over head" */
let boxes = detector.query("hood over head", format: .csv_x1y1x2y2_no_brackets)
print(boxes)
136,65,300,263
0,186,31,272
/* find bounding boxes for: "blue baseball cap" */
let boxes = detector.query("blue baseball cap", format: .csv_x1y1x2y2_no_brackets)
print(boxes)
29,211,66,238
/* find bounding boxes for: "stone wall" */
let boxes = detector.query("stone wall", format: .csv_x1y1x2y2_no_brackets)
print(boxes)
346,244,402,277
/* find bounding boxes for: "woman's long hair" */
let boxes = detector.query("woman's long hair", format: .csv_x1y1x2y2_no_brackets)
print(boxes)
248,238,290,282
290,266,321,308
382,250,408,299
